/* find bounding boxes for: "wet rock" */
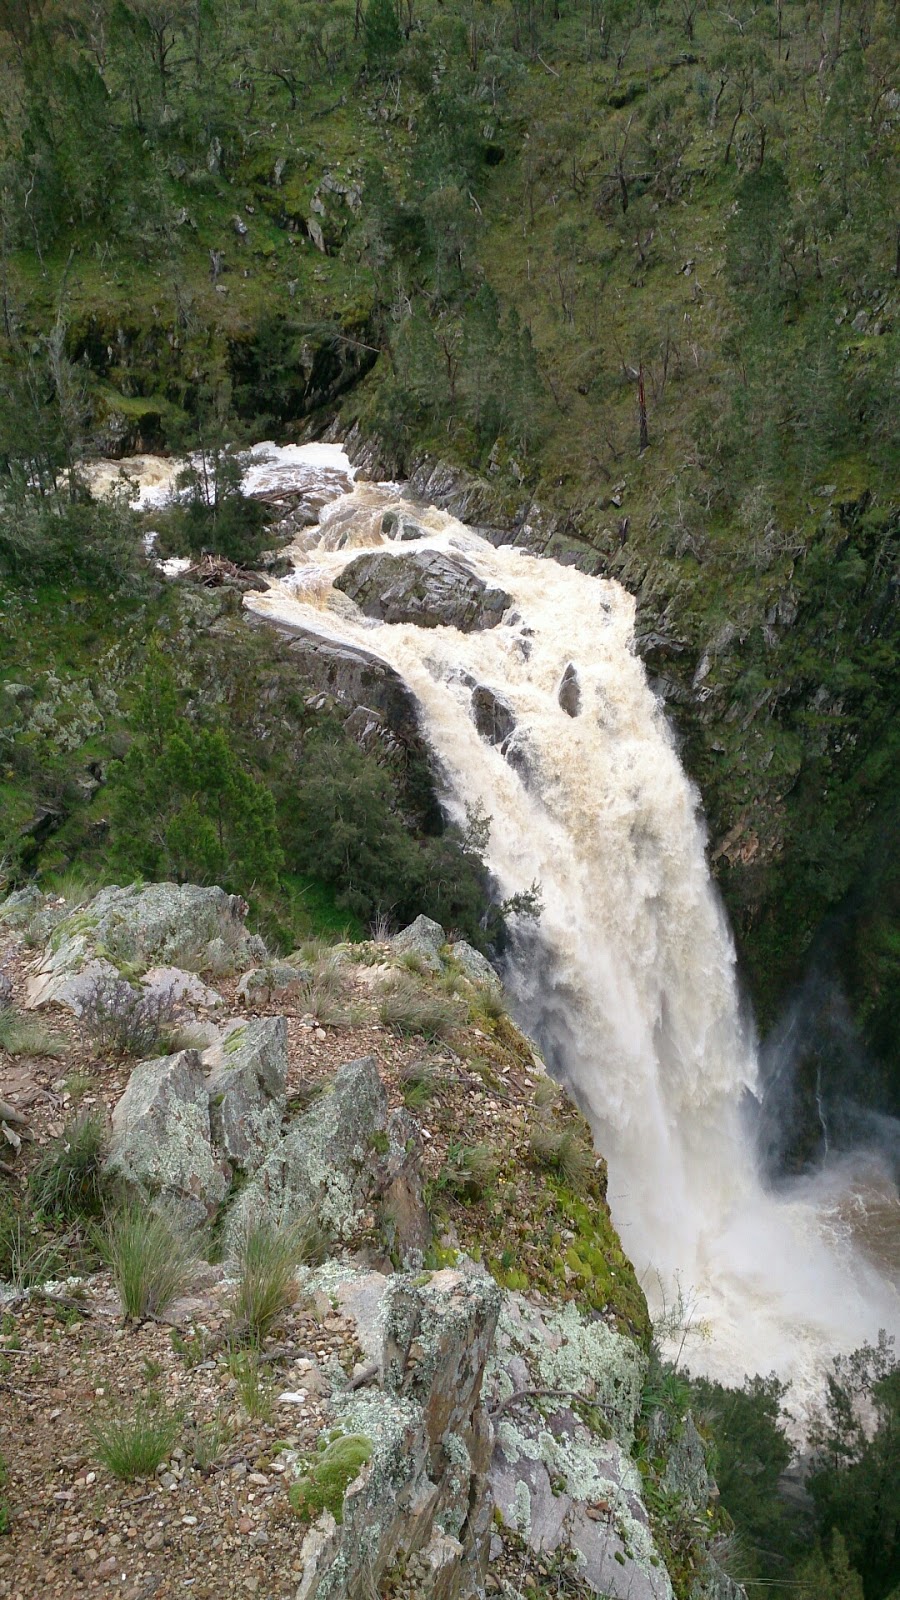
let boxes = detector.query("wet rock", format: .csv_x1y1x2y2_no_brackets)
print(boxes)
204,1017,288,1173
334,550,511,632
392,915,445,974
224,1056,426,1254
471,686,516,747
26,883,266,1011
106,1050,229,1227
273,623,422,744
297,1266,501,1599
558,663,582,717
381,509,427,542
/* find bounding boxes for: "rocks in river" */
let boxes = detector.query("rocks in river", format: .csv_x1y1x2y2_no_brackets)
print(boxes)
380,508,427,542
558,662,582,717
471,685,516,747
279,624,422,742
334,549,511,632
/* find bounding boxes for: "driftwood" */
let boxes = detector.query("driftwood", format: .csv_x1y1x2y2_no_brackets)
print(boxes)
0,1098,29,1127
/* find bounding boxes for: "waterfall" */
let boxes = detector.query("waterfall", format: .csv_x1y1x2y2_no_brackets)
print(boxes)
92,440,899,1398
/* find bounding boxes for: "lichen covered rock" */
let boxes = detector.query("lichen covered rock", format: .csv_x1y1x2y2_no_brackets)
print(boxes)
392,915,446,974
294,1266,502,1600
204,1016,288,1173
106,1049,230,1226
484,1294,672,1600
26,882,266,1011
224,1056,426,1258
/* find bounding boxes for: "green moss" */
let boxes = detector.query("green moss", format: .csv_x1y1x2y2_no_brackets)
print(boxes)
288,1434,373,1525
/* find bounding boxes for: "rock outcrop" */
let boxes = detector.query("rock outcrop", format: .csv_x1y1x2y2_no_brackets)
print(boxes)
334,550,511,632
471,684,516,747
224,1056,428,1263
294,1265,501,1600
106,1049,231,1227
25,882,265,1012
203,1016,288,1173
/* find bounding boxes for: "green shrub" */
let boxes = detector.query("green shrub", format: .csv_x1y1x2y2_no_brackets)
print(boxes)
289,1434,373,1524
103,1204,197,1320
29,1111,108,1219
91,1401,180,1479
378,974,463,1040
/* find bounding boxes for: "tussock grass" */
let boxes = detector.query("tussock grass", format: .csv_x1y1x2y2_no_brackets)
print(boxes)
228,1348,274,1422
42,867,108,909
442,1142,498,1202
532,1076,561,1110
0,1195,61,1290
29,1111,108,1219
0,1012,65,1059
229,1215,327,1343
528,1120,594,1187
399,1056,445,1109
104,1204,197,1321
378,974,463,1041
91,1401,180,1479
190,1409,234,1473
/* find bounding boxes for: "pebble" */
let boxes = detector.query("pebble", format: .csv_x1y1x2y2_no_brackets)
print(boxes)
238,1517,254,1535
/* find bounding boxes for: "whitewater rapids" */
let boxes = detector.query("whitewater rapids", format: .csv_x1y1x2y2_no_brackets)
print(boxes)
95,441,900,1406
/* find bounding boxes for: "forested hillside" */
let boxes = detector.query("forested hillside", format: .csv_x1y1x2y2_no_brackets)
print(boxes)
0,0,898,1133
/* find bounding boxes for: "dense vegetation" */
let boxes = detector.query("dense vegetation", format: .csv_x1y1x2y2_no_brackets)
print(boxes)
686,1332,900,1598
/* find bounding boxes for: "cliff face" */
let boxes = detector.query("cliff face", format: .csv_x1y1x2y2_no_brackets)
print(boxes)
0,882,740,1600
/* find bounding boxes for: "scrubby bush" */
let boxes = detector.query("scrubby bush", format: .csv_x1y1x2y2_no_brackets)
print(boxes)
79,974,177,1059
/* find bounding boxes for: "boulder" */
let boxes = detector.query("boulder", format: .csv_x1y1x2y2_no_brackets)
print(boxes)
236,961,312,1006
26,882,266,1012
106,1050,229,1227
141,966,224,1010
381,508,427,542
449,940,501,993
484,1295,672,1600
0,971,13,1011
204,1017,288,1173
392,915,445,974
471,685,516,748
224,1056,427,1257
295,1266,501,1600
278,625,422,742
334,550,511,632
558,662,582,717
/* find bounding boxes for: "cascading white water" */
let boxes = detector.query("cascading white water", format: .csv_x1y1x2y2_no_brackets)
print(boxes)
90,440,899,1401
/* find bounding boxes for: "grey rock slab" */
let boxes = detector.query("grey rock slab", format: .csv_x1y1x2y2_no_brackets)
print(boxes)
235,962,311,1006
26,882,265,1011
224,1054,388,1247
449,940,501,993
334,549,511,632
204,1017,288,1172
392,915,445,974
106,1049,229,1226
141,966,224,1010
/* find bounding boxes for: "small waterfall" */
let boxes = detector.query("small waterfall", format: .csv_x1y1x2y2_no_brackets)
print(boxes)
92,440,899,1397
